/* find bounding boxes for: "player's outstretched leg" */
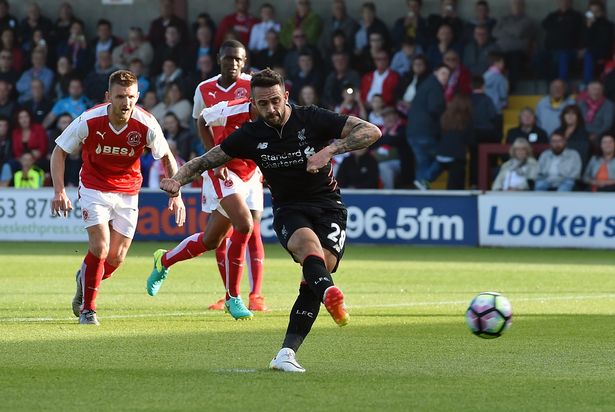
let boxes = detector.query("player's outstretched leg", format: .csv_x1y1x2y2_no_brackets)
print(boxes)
247,221,268,311
79,251,104,325
302,255,349,327
224,230,253,320
71,268,83,317
269,282,320,372
147,232,208,296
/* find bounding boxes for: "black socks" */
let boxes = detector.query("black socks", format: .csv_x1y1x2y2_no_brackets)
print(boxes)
282,282,321,352
301,255,334,302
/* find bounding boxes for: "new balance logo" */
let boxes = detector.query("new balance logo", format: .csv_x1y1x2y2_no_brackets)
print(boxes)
96,131,106,140
257,142,268,149
208,91,217,98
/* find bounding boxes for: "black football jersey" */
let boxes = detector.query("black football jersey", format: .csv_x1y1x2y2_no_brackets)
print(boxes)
220,104,348,208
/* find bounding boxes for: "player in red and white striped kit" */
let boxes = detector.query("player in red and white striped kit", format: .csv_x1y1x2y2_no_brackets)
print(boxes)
50,70,186,325
146,40,267,319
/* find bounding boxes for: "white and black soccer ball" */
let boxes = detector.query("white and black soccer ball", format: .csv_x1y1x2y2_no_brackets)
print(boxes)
465,292,512,339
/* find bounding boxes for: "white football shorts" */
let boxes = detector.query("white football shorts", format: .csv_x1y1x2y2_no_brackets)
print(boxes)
78,184,139,239
201,168,264,218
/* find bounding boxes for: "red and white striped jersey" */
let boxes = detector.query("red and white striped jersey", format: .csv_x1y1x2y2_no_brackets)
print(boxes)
201,97,256,181
55,103,169,194
192,73,251,123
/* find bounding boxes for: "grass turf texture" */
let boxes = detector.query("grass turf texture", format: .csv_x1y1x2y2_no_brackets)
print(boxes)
1,242,614,412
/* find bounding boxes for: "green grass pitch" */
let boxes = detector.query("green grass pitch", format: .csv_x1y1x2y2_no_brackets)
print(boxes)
1,242,615,411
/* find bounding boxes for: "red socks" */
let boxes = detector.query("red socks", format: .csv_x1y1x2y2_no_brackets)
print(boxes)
102,262,117,280
82,251,105,312
247,221,264,295
225,230,250,298
162,232,208,268
215,240,228,287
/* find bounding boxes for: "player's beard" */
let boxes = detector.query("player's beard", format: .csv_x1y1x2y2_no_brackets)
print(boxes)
266,106,286,127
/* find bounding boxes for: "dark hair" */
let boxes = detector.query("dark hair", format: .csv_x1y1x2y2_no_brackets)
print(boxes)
261,2,274,10
251,68,284,91
476,0,489,9
0,114,9,123
441,94,472,131
589,0,605,12
219,39,246,57
560,104,585,129
488,51,505,65
433,63,451,72
97,18,112,29
598,133,615,156
362,2,376,12
471,75,484,89
108,70,138,90
401,36,416,47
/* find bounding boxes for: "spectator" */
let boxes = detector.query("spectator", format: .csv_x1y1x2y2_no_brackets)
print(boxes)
152,24,191,75
468,75,499,186
391,37,421,77
463,24,499,76
535,131,582,191
322,51,360,109
83,50,116,103
427,0,464,45
141,90,158,112
151,82,192,128
297,84,319,107
492,137,538,190
214,0,257,49
483,52,508,114
506,107,549,145
318,0,358,57
578,81,614,148
52,2,77,46
426,23,461,68
162,111,195,161
392,0,428,49
0,28,23,72
407,64,450,184
155,58,183,100
541,0,584,81
282,28,319,80
360,50,399,107
19,3,53,53
13,151,44,189
555,104,591,166
16,48,54,104
185,55,215,97
583,133,615,192
354,2,390,54
90,19,123,68
370,106,413,189
443,50,472,102
249,3,280,52
581,1,613,86
28,28,50,60
148,0,189,48
367,94,385,127
0,79,13,119
0,0,17,33
56,19,88,74
53,55,74,99
396,55,429,112
336,147,380,189
465,0,497,39
192,25,215,69
11,108,47,163
0,114,11,170
417,93,473,190
43,78,91,128
535,79,575,136
280,0,322,49
47,112,80,187
129,58,151,97
252,29,286,70
192,12,216,37
22,78,52,124
289,51,322,101
112,27,154,74
492,0,538,91
356,31,388,74
334,83,367,119
0,49,17,86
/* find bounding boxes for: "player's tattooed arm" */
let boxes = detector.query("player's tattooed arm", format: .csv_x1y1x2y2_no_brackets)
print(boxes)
174,146,232,185
306,116,382,173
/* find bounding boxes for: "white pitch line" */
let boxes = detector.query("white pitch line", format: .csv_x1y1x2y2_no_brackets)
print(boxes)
1,294,615,323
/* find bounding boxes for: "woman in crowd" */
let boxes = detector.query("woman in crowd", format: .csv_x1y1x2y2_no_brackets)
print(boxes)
11,108,47,168
150,82,192,128
506,107,549,145
555,104,591,165
583,133,615,191
492,137,538,191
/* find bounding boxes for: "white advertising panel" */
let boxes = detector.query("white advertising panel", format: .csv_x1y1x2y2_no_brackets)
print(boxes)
479,192,615,249
0,188,86,241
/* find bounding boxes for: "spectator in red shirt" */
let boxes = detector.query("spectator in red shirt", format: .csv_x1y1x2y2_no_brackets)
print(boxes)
443,49,471,102
360,50,400,107
214,0,258,49
11,108,48,165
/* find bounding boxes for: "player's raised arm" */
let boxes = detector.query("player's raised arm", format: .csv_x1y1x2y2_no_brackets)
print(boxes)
307,116,382,173
160,145,233,196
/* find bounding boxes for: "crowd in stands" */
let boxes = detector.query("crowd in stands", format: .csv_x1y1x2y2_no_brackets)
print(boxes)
0,0,614,193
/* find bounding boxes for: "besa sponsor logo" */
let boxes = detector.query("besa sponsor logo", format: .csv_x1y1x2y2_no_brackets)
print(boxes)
95,144,135,156
487,206,615,238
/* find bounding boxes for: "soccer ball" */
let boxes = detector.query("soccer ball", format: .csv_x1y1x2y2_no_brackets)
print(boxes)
465,292,512,339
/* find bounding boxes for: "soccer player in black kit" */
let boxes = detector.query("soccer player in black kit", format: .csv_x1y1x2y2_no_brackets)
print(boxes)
160,68,381,372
